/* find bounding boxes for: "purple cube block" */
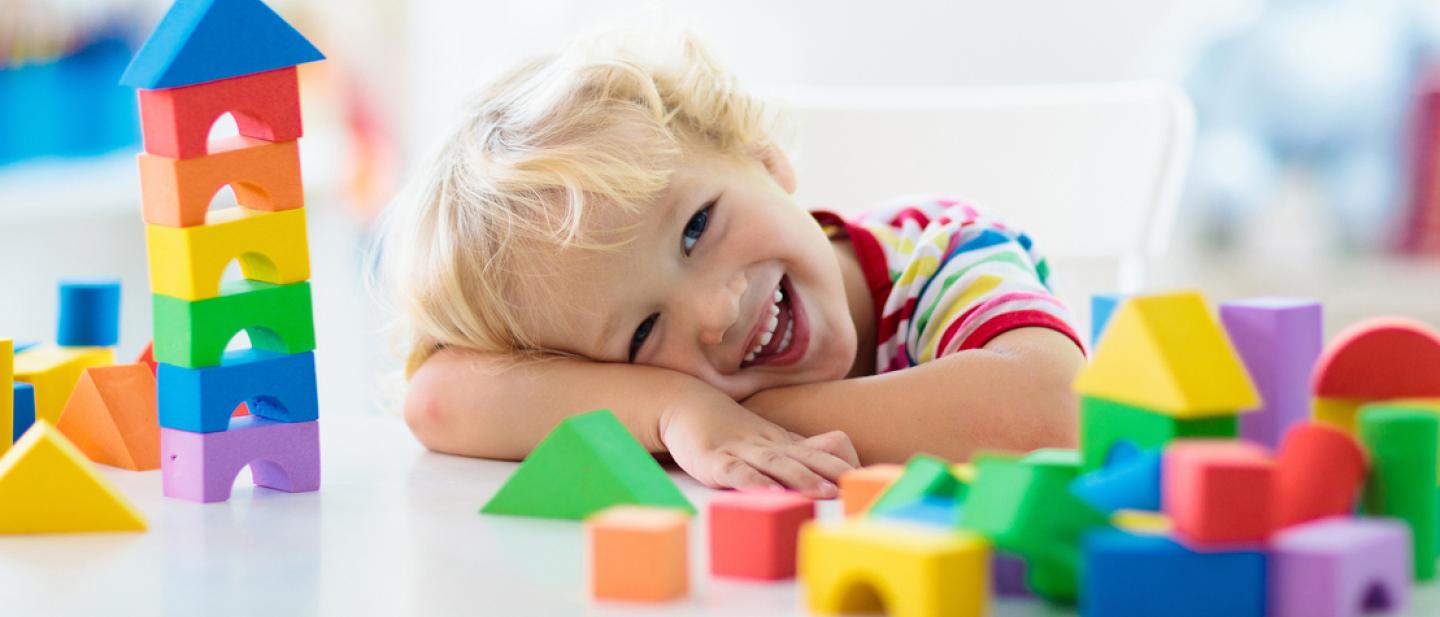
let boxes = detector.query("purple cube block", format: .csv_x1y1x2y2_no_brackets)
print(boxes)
161,415,321,503
1270,517,1412,617
1219,298,1323,449
992,552,1032,598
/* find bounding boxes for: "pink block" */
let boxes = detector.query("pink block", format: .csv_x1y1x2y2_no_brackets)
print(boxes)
1164,440,1275,546
161,416,320,503
1270,518,1412,617
708,490,814,580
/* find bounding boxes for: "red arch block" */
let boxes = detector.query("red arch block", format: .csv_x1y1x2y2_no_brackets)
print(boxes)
138,67,301,159
1312,318,1440,399
138,135,303,228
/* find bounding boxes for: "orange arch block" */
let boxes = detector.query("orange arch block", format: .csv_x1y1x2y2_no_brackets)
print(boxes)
138,67,302,159
138,135,303,228
56,364,160,471
1312,318,1440,399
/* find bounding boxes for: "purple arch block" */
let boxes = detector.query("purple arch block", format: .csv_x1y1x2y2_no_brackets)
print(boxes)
1270,517,1412,617
161,416,320,503
1219,298,1323,449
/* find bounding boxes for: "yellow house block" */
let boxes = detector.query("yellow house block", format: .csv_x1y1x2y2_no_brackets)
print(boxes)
799,520,990,617
1,339,12,457
0,421,147,533
146,206,310,301
14,345,114,426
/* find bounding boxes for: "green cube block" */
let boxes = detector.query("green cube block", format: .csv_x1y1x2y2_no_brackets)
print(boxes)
1080,396,1237,471
1360,405,1438,581
153,280,316,368
868,453,964,516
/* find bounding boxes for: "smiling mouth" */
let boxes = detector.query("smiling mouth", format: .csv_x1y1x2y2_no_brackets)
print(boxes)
741,275,798,368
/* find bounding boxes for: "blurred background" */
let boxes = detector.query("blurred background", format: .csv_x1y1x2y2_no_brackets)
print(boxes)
3,0,1440,418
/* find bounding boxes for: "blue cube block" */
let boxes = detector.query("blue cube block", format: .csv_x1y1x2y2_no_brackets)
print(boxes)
12,383,36,442
158,349,318,433
1069,446,1162,514
1082,530,1266,617
57,278,121,347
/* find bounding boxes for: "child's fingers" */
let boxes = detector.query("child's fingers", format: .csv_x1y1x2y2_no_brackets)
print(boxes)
713,457,781,492
782,444,855,485
801,430,861,468
739,448,837,499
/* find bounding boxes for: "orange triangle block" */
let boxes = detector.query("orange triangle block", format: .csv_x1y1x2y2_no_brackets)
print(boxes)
57,364,160,471
0,421,147,534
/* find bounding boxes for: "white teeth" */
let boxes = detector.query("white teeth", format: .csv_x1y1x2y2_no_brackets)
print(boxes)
773,289,783,303
744,351,756,362
777,316,794,353
744,283,788,367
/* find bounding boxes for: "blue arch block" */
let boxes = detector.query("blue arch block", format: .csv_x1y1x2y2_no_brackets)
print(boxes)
158,349,317,433
1082,530,1266,617
57,278,121,347
120,0,324,89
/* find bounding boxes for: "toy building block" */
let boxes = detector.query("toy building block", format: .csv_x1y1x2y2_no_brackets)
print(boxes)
14,345,115,427
1358,406,1437,580
1074,290,1259,417
1,339,10,456
138,136,303,228
871,495,964,529
119,0,324,90
1220,298,1323,448
1081,529,1266,617
145,206,309,301
481,409,695,519
1313,317,1440,400
157,349,317,432
1270,517,1412,617
799,520,990,617
1080,396,1237,471
1090,292,1128,348
1163,440,1275,546
868,454,964,516
136,340,157,375
586,505,690,602
13,341,37,354
992,552,1032,598
160,415,319,502
708,490,814,580
1312,397,1365,434
1069,444,1161,514
138,67,301,159
840,463,904,516
1272,422,1367,530
56,279,122,347
961,450,1109,604
0,421,147,533
56,364,159,471
1111,509,1172,535
152,280,315,368
12,383,35,442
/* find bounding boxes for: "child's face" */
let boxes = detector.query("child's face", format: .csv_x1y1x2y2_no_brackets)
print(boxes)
518,148,858,400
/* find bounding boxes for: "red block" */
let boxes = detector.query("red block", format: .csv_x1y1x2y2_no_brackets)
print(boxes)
1272,423,1368,530
138,67,302,160
708,490,814,580
1164,440,1275,546
1311,318,1440,399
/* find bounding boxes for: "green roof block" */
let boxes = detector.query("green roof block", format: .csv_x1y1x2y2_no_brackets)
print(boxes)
867,454,964,516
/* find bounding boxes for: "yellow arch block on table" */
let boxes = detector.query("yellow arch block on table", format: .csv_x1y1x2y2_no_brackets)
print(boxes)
0,421,146,534
799,520,990,617
146,206,310,301
14,345,114,428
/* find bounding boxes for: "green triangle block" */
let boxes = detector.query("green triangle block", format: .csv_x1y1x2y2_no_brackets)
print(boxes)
480,409,695,520
867,454,964,516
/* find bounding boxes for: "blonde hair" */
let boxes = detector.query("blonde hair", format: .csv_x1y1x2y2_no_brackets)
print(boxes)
369,30,781,378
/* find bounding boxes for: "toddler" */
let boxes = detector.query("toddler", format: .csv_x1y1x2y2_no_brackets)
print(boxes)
372,31,1086,499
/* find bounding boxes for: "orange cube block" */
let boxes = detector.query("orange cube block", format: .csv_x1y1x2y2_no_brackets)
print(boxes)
709,490,814,579
586,505,689,602
1163,440,1275,546
840,464,904,516
138,135,303,228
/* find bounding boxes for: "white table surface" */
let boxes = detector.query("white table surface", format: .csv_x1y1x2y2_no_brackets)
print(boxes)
1,413,1437,617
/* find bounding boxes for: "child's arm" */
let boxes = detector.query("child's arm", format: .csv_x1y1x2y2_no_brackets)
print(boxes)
403,347,859,498
740,327,1084,464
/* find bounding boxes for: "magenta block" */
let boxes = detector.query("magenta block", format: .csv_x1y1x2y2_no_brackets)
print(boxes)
1270,517,1412,617
161,415,320,503
1219,298,1323,449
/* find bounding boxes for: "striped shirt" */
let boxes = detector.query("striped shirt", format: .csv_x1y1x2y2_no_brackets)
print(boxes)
813,195,1083,375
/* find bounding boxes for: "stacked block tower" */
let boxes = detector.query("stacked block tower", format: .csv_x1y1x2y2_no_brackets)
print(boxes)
121,0,325,503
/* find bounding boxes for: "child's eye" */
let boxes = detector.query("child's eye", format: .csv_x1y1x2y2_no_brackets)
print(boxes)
629,313,659,362
681,204,712,255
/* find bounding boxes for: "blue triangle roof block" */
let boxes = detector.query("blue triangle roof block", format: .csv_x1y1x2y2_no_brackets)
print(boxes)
120,0,324,89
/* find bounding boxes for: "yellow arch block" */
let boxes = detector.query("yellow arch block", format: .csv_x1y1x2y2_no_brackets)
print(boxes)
14,345,114,427
799,520,989,617
146,206,310,301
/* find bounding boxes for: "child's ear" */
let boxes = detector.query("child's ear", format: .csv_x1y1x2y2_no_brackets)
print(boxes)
758,143,797,194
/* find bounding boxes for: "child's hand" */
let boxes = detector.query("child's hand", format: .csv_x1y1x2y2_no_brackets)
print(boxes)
659,396,859,499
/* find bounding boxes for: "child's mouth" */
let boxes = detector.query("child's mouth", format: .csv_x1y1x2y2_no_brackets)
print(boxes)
741,275,807,369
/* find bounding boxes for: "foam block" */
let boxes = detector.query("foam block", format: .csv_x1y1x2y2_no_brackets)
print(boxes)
157,349,317,432
1080,396,1237,471
136,340,157,375
0,421,147,533
13,345,115,427
586,505,689,602
1313,317,1440,399
56,279,122,347
1,339,10,456
480,409,695,519
871,495,964,529
1069,446,1162,514
992,552,1032,598
1358,406,1437,580
1112,509,1172,535
1273,422,1367,530
800,520,990,617
160,415,319,503
868,454,963,515
1270,517,1412,617
152,280,315,368
1220,298,1323,448
1073,290,1259,417
56,364,159,471
120,0,324,89
1090,292,1128,348
145,206,309,301
138,136,303,228
839,463,904,516
138,67,301,159
12,383,34,442
1082,529,1266,617
708,491,814,580
1164,440,1275,546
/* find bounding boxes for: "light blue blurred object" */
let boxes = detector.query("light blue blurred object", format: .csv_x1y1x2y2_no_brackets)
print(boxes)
0,35,139,166
1185,0,1440,249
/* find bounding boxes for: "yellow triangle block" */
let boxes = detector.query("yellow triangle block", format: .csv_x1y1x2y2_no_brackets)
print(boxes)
1073,290,1259,417
0,420,147,534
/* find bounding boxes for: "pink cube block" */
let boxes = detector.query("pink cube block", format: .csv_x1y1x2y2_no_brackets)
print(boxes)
708,490,815,579
1164,440,1275,546
161,415,320,503
1270,517,1412,617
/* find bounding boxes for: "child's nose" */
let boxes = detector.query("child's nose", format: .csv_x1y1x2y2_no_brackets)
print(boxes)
694,272,747,346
